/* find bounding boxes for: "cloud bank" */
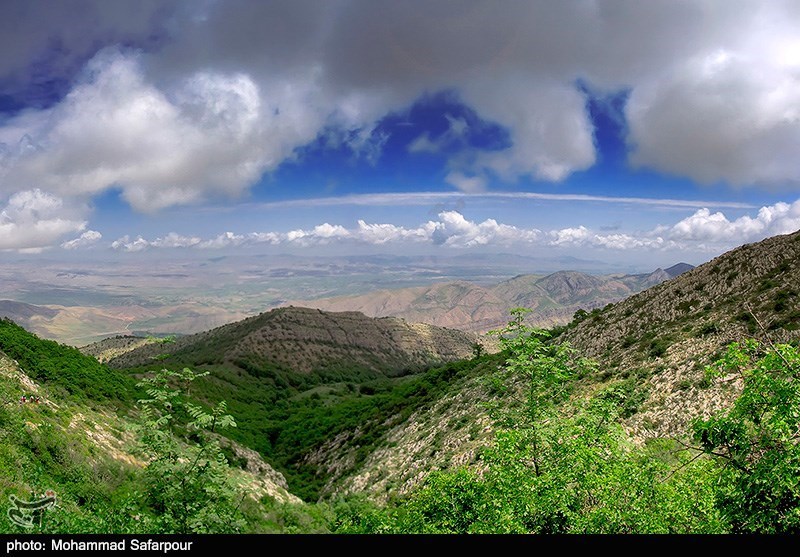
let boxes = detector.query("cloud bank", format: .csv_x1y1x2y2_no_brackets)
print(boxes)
108,200,800,254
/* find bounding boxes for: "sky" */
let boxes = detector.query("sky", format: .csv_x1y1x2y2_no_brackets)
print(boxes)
2,0,800,270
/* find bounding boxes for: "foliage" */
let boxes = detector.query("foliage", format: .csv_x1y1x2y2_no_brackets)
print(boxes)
0,319,132,402
136,368,245,533
693,340,800,532
10,307,800,534
265,356,498,500
486,308,594,475
333,310,725,533
0,366,147,533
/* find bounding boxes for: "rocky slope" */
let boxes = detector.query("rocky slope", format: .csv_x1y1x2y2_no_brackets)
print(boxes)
292,237,798,501
561,230,800,438
0,347,300,515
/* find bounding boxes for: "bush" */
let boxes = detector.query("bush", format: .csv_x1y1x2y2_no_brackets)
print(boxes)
693,340,800,532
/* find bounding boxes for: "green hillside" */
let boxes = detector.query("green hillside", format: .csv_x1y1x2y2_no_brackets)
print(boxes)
0,319,133,403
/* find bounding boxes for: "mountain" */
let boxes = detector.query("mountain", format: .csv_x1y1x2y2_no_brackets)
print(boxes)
0,300,58,329
90,306,481,381
289,266,693,333
0,319,299,533
559,231,800,438
265,235,800,502
664,262,695,278
3,232,798,531
78,307,484,501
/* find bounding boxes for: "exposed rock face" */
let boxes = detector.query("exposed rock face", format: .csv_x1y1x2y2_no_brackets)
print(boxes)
0,348,300,504
215,437,301,504
81,335,159,362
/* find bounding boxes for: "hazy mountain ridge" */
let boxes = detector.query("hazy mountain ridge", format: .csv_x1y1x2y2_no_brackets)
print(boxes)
4,231,798,521
0,254,653,346
0,300,59,331
288,266,694,332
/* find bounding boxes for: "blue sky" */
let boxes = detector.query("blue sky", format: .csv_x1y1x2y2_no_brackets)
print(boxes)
1,1,800,270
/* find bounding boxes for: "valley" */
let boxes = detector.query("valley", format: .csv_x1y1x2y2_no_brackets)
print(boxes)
2,0,797,536
2,231,799,533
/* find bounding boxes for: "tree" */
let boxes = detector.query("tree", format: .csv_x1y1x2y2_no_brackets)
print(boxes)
486,307,591,476
136,368,245,533
346,309,723,533
692,340,800,532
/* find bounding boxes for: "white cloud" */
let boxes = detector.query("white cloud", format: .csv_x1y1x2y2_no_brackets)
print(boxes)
310,223,350,239
150,232,201,249
426,210,541,247
103,200,800,255
110,235,149,252
547,226,665,250
355,220,429,244
0,189,86,251
197,232,246,250
61,230,102,250
461,80,596,183
444,172,486,193
667,201,800,244
592,234,665,251
0,48,325,212
4,1,800,218
549,226,590,246
408,113,469,154
407,133,439,154
246,191,757,211
627,44,800,186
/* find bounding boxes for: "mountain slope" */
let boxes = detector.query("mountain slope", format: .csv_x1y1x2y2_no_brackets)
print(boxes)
289,266,693,332
279,236,797,502
85,307,484,498
0,300,58,322
94,306,480,381
0,327,301,533
560,229,800,438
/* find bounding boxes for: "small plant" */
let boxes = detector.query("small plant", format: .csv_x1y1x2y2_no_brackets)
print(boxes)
696,322,720,337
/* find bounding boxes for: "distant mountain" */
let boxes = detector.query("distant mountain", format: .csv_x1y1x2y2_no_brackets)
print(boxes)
664,262,695,278
288,266,690,333
91,306,481,381
0,300,58,323
294,237,793,501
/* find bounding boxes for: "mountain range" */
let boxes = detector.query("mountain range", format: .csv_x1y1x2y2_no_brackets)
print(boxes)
287,263,693,332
